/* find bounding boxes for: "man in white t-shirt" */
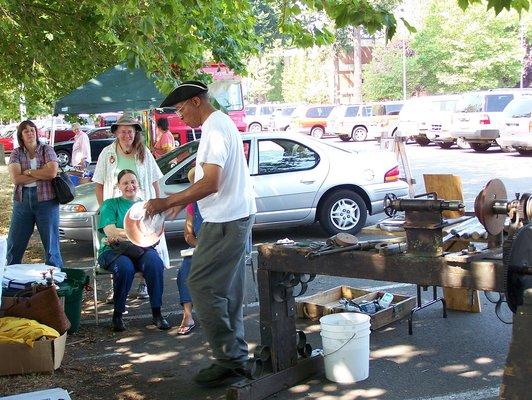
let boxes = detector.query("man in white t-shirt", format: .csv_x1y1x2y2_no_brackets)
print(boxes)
145,81,256,387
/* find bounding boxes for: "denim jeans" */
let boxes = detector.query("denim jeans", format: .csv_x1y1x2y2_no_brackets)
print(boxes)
7,187,63,268
98,248,165,314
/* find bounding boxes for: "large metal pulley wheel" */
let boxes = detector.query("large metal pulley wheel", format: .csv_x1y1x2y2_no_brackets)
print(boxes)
474,179,507,235
384,193,398,217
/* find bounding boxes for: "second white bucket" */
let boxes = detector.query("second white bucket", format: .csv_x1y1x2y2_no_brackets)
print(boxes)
320,312,371,384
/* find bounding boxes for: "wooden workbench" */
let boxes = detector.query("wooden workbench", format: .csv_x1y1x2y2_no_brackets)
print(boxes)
227,243,510,400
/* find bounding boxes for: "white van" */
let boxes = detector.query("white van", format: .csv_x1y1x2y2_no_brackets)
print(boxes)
496,97,532,155
395,95,460,146
450,89,532,152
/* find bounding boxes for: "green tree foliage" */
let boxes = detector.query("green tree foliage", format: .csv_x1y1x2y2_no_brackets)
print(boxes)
282,47,332,103
0,0,528,120
363,0,531,100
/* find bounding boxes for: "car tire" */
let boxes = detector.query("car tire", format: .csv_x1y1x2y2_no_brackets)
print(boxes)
310,126,325,139
470,142,491,152
249,123,262,133
318,190,367,235
437,142,453,149
351,126,368,142
415,136,431,146
517,148,532,156
56,150,71,167
339,135,351,142
456,137,470,149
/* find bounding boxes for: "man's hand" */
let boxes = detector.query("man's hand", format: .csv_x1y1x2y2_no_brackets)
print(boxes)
145,198,170,217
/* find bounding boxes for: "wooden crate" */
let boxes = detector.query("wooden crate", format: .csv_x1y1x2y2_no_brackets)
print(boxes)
296,285,416,330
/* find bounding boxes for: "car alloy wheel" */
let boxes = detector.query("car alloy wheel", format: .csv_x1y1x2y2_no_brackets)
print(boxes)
249,123,262,133
319,190,367,235
311,126,325,139
56,150,71,167
352,126,368,142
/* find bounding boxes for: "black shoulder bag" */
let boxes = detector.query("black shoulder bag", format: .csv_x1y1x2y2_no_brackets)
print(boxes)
43,147,76,204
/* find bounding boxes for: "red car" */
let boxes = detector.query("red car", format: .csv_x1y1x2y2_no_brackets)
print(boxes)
0,132,14,153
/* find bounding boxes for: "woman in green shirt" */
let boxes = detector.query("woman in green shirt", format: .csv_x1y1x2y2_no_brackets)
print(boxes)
97,169,170,332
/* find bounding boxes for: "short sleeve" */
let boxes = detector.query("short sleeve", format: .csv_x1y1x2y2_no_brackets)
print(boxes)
98,199,118,233
92,147,108,184
43,145,58,163
201,129,228,168
8,148,21,165
145,150,163,183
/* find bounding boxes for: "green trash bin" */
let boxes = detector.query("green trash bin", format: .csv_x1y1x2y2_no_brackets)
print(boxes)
60,268,89,334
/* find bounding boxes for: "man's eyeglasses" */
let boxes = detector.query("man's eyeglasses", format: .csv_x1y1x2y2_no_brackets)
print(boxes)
175,99,189,119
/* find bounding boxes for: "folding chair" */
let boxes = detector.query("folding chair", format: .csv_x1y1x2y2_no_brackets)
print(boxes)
91,212,143,324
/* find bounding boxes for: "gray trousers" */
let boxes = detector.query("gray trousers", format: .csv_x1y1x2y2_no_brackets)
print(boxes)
188,215,254,369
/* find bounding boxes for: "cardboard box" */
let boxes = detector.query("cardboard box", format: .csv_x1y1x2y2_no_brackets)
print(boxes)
0,332,67,376
296,285,416,330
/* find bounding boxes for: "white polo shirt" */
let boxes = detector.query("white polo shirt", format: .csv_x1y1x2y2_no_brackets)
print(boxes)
195,110,256,223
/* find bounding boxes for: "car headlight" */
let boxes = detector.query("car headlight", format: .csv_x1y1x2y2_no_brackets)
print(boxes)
60,204,87,213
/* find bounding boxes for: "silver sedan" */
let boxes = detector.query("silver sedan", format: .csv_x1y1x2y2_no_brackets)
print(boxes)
59,132,409,241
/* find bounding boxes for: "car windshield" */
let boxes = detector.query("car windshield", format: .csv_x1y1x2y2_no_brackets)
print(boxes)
157,140,200,175
209,80,244,111
485,94,514,112
504,98,532,118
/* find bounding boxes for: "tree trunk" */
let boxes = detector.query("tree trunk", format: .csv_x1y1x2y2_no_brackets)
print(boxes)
352,26,363,103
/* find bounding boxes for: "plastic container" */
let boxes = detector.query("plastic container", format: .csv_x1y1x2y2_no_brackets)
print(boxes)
320,313,371,383
60,268,89,334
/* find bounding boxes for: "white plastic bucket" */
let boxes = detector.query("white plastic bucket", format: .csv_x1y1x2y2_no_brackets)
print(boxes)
320,312,371,383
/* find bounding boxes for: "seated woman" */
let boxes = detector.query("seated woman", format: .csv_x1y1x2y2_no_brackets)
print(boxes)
97,169,170,332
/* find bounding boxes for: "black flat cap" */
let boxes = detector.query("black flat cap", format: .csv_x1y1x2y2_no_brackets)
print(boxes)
160,80,208,107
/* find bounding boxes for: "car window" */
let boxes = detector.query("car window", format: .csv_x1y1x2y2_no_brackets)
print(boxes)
456,93,483,113
243,140,251,164
258,139,319,175
385,104,403,115
260,106,275,115
89,129,113,140
504,99,532,118
371,105,386,116
245,106,256,116
363,106,373,116
306,106,334,118
485,94,514,112
157,140,200,175
165,159,196,185
345,106,360,117
438,99,457,112
281,107,296,116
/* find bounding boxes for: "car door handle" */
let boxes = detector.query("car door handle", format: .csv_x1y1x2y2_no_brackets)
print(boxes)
300,179,315,184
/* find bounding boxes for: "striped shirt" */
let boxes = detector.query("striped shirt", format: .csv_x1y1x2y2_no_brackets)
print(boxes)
9,144,58,202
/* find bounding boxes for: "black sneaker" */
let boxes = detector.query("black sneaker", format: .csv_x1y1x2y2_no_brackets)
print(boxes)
193,364,243,388
112,315,126,332
152,315,171,330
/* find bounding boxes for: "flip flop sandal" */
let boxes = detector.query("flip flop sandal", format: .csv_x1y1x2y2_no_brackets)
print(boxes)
177,323,196,335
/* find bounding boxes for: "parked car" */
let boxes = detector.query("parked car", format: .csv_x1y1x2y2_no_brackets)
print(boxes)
327,104,374,142
450,89,532,152
244,104,277,132
396,95,460,146
290,104,336,138
54,127,114,167
58,132,409,241
496,97,532,155
367,101,404,141
267,105,299,131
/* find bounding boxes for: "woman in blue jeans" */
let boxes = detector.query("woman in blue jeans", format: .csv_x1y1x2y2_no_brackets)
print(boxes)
97,169,170,332
176,167,201,335
7,120,63,268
